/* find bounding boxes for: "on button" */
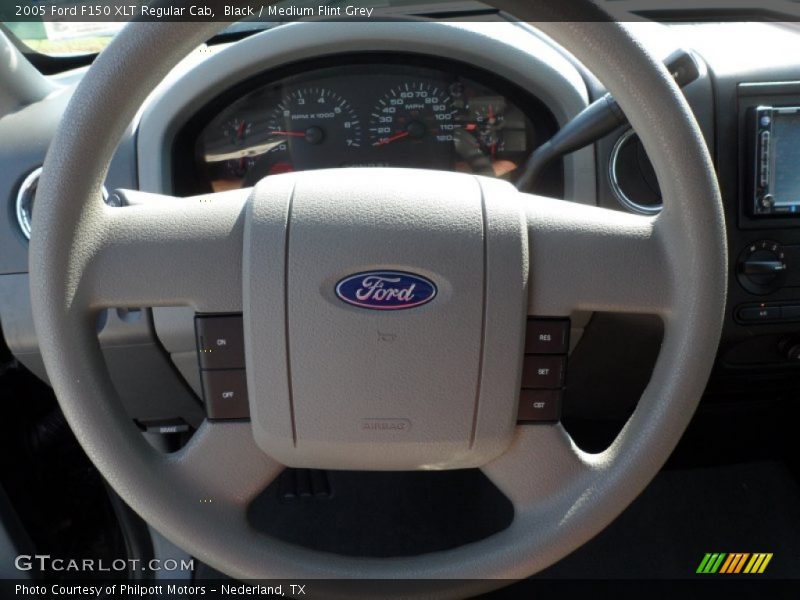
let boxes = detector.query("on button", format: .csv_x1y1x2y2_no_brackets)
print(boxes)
196,315,245,370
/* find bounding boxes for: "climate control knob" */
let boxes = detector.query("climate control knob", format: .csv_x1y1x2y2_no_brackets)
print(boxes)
737,240,787,295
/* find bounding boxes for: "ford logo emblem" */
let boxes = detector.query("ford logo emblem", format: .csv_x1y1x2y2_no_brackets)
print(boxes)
335,271,437,310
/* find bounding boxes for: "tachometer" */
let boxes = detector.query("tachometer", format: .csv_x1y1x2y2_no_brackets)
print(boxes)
259,87,362,173
368,82,461,148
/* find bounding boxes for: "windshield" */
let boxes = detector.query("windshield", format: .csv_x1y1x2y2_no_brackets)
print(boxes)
4,20,123,55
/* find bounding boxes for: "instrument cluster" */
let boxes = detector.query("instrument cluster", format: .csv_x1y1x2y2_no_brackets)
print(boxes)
177,57,561,194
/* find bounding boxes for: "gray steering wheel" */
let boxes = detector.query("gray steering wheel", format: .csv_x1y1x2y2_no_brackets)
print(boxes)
29,0,726,593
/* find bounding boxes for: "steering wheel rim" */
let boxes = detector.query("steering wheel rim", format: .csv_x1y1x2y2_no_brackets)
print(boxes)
29,1,726,592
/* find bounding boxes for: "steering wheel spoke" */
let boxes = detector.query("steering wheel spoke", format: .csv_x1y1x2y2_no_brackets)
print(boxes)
169,420,284,507
481,424,594,510
83,189,249,312
524,195,672,316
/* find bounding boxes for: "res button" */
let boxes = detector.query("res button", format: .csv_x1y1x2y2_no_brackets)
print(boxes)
525,319,569,354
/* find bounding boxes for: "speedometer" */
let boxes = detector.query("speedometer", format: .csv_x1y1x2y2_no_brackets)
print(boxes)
368,82,461,148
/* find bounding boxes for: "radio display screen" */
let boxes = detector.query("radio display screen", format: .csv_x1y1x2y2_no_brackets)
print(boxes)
769,111,800,211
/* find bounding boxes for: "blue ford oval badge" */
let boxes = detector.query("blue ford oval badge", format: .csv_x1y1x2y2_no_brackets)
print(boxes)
335,271,437,310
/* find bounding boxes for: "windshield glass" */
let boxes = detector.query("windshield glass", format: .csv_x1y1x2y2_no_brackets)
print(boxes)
4,20,123,55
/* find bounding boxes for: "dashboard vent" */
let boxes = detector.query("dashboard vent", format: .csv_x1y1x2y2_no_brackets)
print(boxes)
15,167,113,240
608,129,662,216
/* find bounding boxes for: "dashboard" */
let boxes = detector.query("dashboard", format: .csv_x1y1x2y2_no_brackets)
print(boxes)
5,19,800,433
3,14,800,584
172,56,563,196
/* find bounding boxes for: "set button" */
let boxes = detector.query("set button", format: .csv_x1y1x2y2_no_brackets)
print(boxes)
521,355,565,389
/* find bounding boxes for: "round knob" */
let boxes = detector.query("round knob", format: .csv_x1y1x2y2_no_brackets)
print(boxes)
785,343,800,362
15,166,113,240
737,240,787,294
779,334,800,361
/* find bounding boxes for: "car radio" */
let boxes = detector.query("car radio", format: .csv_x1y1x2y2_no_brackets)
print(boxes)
750,105,800,216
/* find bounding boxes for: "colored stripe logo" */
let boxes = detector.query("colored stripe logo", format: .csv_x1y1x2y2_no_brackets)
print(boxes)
696,553,773,574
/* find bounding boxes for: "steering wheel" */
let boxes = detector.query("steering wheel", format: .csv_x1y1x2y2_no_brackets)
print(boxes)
29,0,726,593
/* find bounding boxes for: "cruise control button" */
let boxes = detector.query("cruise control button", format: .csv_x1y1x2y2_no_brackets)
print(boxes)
737,306,780,322
201,370,250,419
521,356,565,389
517,389,561,422
196,315,245,369
525,319,569,354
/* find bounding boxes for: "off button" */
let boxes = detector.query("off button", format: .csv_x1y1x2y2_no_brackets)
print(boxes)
201,370,250,420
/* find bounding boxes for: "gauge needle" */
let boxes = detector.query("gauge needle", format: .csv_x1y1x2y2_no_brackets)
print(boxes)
236,121,247,140
374,130,410,147
270,130,306,138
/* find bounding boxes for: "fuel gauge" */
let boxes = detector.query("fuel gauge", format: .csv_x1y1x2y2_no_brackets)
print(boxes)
221,118,256,178
223,117,252,145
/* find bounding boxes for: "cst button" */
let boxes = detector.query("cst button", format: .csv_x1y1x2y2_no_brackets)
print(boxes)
518,389,561,422
201,370,250,419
